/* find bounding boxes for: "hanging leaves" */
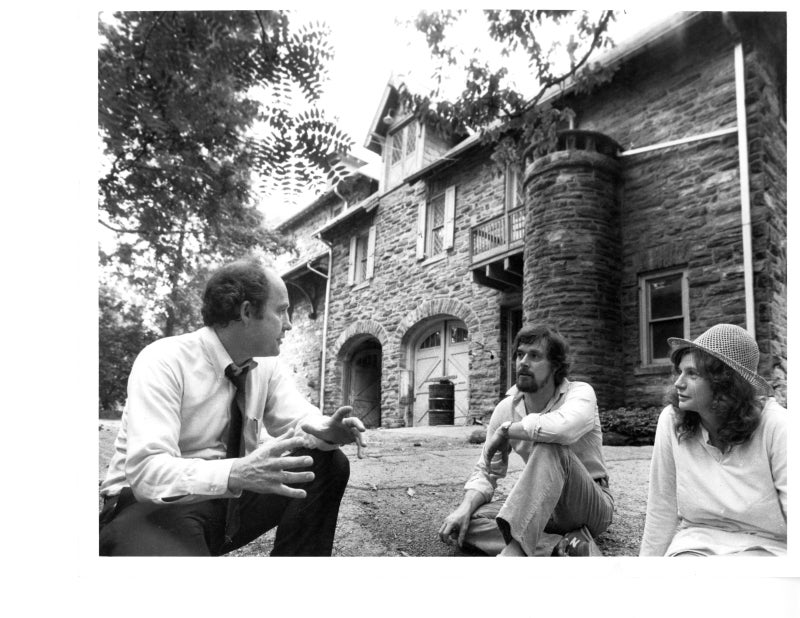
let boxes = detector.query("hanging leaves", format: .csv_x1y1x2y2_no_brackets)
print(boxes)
98,10,351,336
404,10,617,169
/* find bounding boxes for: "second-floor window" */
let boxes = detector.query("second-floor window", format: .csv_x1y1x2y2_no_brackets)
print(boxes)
639,269,689,365
505,165,523,210
416,184,455,260
348,226,376,286
505,165,525,243
385,121,422,189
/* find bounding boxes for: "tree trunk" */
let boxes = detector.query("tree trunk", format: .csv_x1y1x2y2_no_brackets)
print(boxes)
163,229,186,338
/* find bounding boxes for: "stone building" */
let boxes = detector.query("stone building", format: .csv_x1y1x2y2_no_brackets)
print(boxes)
276,12,786,428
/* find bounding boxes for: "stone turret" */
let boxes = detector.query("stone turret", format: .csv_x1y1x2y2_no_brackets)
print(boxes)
522,130,624,408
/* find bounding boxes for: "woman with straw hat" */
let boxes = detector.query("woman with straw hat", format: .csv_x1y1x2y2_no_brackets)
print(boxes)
639,323,786,557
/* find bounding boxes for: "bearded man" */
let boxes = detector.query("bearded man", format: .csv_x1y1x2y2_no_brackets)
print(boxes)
438,324,613,556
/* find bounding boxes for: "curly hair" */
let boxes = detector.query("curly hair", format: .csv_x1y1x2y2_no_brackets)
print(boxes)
201,257,270,327
667,347,762,449
512,324,571,385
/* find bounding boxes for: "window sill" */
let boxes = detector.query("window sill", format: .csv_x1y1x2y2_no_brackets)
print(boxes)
420,254,447,267
634,364,672,376
350,280,370,291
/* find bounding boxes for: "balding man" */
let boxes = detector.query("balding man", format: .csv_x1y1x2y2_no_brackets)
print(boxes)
100,256,366,556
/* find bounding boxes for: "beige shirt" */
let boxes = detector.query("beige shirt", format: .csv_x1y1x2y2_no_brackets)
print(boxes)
639,399,787,556
464,379,609,503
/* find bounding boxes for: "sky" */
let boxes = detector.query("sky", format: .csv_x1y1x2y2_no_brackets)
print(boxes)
256,7,681,223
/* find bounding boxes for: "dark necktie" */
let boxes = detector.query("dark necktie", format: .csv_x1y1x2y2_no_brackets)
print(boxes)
224,364,249,544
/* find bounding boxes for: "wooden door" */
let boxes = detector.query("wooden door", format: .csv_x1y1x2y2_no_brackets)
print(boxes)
349,347,381,428
412,320,469,425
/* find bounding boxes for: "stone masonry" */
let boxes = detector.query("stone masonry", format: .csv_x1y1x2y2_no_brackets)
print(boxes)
276,13,786,425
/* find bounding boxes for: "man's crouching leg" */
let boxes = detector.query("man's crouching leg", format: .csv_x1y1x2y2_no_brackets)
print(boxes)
494,442,613,556
230,447,350,557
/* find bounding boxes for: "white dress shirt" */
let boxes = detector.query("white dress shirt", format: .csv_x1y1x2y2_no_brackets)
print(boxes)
100,326,333,504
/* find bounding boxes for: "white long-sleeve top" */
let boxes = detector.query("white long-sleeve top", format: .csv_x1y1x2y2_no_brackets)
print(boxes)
639,399,787,556
100,327,333,504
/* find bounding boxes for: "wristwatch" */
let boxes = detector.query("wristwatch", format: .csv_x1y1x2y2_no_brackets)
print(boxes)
499,421,513,437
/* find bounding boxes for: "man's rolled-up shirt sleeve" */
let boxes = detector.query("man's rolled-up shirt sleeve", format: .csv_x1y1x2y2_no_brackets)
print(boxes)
463,405,508,503
518,381,596,444
124,349,236,504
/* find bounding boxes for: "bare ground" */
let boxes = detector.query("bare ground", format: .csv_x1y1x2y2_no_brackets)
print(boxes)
98,421,651,557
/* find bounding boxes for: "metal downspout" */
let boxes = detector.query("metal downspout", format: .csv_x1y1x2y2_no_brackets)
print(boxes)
724,13,756,335
308,181,347,412
307,252,331,412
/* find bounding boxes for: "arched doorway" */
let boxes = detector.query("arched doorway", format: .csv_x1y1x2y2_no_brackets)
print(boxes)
411,319,469,426
344,338,382,428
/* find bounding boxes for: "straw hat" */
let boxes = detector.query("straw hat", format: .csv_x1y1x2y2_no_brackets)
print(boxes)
668,324,772,396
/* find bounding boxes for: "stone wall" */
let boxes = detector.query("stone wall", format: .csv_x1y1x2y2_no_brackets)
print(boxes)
275,13,786,416
743,39,787,405
555,14,785,406
523,144,624,409
319,153,509,426
281,284,324,407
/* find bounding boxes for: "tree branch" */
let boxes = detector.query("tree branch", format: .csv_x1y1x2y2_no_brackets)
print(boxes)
99,218,186,236
137,11,165,66
484,10,615,125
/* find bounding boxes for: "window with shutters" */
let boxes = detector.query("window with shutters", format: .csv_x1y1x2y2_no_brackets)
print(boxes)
427,192,446,255
417,183,456,261
348,225,377,287
639,269,689,365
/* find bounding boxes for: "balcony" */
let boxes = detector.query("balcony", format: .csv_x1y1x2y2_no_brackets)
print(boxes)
469,207,525,291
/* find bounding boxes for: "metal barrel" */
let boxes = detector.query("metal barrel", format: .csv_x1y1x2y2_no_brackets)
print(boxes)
428,379,454,425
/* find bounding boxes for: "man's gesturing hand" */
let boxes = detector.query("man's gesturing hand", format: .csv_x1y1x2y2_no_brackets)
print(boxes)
228,435,315,498
301,405,367,458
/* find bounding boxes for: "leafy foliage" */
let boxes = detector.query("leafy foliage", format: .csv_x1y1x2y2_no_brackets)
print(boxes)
599,407,661,445
405,10,617,168
98,11,353,336
98,285,160,416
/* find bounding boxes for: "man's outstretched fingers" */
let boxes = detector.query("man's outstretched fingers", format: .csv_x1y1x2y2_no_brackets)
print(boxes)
278,455,316,473
282,470,315,485
330,405,353,422
268,436,307,457
276,486,308,499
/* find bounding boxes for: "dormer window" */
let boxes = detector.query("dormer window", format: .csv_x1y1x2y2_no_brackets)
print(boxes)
385,119,422,190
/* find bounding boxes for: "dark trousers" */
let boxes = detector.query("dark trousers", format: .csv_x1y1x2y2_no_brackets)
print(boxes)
99,448,350,556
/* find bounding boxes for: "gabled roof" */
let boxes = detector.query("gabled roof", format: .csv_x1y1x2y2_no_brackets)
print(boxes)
315,192,380,238
391,11,707,184
275,154,378,232
364,76,408,154
364,82,396,154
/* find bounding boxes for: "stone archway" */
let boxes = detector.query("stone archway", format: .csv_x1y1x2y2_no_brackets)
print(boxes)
394,298,486,427
394,298,484,353
333,319,389,352
332,319,389,428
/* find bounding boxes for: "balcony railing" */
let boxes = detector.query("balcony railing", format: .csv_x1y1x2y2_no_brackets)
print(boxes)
470,207,525,263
